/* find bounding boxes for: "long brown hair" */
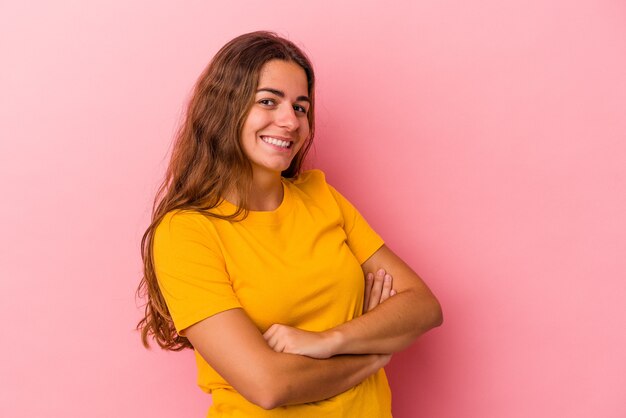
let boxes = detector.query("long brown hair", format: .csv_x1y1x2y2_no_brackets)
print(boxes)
137,31,316,350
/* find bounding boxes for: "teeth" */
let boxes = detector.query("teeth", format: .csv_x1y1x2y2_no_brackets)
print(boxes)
262,136,291,148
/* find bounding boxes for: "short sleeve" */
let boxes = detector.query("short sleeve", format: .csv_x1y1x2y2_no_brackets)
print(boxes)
152,211,242,334
328,185,385,264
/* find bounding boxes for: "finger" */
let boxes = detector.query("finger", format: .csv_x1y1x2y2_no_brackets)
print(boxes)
266,331,284,352
363,272,374,313
390,289,397,297
368,268,386,312
262,324,277,341
379,273,393,303
265,334,277,349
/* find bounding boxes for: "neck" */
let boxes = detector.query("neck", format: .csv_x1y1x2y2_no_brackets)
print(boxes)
248,171,284,211
225,170,284,211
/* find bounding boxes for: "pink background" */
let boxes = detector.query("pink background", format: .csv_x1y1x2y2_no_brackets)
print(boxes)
1,1,625,417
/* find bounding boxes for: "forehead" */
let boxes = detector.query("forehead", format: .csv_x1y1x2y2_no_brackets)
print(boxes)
257,60,308,95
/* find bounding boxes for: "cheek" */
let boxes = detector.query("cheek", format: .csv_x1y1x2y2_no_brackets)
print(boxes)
242,110,269,134
240,116,261,150
300,117,311,137
296,128,310,153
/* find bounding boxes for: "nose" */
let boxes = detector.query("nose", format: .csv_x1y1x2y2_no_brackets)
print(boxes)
275,104,299,131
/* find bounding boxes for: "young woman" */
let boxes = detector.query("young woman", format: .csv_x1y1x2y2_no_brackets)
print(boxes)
137,31,442,417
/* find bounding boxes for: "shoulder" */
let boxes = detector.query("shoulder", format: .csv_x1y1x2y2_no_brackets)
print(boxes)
157,209,210,233
290,169,328,187
286,169,335,203
290,169,352,205
154,210,220,249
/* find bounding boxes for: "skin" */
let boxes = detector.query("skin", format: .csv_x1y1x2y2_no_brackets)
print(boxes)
363,268,397,314
184,59,443,409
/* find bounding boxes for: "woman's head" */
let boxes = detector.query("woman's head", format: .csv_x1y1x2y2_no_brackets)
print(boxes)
189,31,315,182
240,59,311,179
137,31,315,350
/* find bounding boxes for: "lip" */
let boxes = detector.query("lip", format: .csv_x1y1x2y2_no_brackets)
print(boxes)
259,135,295,152
260,134,295,141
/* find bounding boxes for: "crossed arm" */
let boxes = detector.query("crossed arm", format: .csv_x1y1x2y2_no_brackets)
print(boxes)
184,244,442,409
263,244,443,358
185,309,391,409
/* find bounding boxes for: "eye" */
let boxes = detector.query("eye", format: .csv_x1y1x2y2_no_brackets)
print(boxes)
258,98,276,106
293,104,308,114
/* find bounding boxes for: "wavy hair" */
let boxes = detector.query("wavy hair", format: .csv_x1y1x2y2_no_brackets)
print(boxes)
137,31,315,350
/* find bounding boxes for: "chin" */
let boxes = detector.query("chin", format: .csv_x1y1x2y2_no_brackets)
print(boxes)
253,162,293,176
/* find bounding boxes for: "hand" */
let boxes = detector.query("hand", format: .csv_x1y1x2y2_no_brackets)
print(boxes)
376,352,393,369
263,324,339,359
363,268,397,314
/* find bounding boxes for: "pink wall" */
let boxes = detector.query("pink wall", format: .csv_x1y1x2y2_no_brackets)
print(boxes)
1,1,625,417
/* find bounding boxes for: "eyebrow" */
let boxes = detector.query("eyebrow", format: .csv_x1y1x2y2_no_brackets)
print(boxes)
257,88,310,103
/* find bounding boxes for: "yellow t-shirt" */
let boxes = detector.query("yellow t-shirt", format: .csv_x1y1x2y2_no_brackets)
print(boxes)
153,170,391,417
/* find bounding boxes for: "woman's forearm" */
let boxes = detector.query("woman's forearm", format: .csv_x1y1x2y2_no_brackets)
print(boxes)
185,308,389,410
264,285,441,359
264,245,443,358
327,286,442,355
328,246,443,355
266,352,390,408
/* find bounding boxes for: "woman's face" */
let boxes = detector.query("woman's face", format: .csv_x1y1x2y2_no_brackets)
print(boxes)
240,59,310,178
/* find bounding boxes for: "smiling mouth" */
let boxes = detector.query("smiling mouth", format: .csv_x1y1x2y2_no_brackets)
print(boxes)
261,136,293,149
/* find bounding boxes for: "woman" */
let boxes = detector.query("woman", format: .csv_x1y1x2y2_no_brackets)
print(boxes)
137,31,442,417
